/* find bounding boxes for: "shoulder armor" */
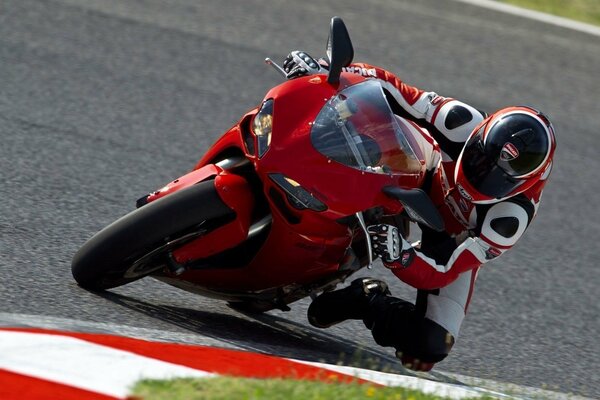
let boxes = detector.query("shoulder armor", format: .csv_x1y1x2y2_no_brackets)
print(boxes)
490,217,519,238
445,105,473,130
506,194,535,223
428,101,486,160
431,100,484,143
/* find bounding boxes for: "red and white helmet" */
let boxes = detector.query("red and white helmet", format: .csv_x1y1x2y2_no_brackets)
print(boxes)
454,106,556,203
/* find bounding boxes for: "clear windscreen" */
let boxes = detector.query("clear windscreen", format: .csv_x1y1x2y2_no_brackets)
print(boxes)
310,80,422,175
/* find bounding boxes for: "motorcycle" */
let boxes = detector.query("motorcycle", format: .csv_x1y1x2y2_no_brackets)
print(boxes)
72,17,444,312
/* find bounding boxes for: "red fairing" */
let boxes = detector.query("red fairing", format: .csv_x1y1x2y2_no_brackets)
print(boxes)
254,73,424,218
151,72,431,292
146,164,222,203
171,173,254,263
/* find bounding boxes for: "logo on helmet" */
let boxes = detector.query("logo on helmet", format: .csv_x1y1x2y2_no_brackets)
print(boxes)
500,142,520,161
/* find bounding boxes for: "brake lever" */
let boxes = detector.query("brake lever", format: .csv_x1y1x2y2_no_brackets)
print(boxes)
265,58,288,78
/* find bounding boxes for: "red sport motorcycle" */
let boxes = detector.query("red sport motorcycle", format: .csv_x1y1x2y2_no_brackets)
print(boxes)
72,17,443,312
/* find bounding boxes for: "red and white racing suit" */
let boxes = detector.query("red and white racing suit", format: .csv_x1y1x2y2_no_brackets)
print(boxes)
344,63,550,370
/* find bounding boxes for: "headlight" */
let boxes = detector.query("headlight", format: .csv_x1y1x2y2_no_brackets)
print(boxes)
269,173,327,212
252,99,274,157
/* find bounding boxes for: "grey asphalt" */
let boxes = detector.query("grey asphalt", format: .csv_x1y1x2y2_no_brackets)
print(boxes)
1,0,599,397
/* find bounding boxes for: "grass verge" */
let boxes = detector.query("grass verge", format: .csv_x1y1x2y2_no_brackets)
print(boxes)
131,376,482,400
499,0,600,26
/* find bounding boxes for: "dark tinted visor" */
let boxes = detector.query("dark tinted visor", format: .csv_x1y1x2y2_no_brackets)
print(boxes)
462,129,523,199
487,114,549,177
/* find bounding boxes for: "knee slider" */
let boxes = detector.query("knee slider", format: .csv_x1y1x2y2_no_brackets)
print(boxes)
422,319,454,360
397,319,455,366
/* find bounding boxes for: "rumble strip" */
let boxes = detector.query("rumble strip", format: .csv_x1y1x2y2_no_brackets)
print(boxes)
0,328,488,400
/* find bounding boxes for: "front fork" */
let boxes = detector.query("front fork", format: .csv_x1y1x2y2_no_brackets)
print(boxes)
355,211,374,269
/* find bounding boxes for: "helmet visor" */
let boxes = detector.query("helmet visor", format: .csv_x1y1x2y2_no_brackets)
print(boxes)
488,114,550,177
461,128,524,199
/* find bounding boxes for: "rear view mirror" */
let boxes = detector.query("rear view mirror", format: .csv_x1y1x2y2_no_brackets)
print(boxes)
383,186,445,232
326,17,354,84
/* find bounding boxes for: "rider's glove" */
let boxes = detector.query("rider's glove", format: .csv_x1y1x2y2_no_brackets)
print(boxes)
283,51,323,79
368,224,415,268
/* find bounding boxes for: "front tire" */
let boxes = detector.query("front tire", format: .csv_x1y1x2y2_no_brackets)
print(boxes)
72,181,234,290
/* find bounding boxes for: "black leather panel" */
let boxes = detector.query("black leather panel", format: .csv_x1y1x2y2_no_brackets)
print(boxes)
490,216,520,238
445,105,473,130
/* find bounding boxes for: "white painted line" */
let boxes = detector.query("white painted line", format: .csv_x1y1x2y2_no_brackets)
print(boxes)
293,359,488,399
451,0,600,37
0,312,241,350
0,330,213,398
446,372,595,400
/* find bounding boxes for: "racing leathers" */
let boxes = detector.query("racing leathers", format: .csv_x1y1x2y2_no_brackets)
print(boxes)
306,61,551,371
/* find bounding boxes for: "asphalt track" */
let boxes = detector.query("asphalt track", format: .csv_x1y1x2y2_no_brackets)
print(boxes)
1,0,598,397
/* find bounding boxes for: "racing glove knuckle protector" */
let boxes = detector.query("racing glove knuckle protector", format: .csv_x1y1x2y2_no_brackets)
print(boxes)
368,224,415,268
283,51,322,79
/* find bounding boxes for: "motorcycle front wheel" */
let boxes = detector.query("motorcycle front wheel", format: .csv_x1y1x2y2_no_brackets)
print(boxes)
71,180,234,290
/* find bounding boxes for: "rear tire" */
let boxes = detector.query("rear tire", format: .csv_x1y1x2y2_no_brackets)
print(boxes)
72,181,234,290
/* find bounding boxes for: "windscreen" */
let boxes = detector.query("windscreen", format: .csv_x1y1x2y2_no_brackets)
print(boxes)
310,80,422,175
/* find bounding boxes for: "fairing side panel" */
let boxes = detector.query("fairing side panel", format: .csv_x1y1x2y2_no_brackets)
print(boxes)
166,207,352,292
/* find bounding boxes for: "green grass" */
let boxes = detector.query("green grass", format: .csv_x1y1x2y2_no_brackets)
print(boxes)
130,376,479,400
499,0,600,25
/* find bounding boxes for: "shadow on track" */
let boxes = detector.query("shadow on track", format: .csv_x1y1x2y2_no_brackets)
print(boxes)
93,290,406,371
91,290,467,386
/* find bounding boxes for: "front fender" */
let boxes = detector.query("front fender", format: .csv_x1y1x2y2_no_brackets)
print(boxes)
171,173,255,263
142,164,223,205
140,164,256,264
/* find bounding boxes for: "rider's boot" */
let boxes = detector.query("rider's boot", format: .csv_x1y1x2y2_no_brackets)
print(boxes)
307,277,390,328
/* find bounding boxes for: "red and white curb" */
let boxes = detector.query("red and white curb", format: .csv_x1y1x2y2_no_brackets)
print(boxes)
0,328,491,400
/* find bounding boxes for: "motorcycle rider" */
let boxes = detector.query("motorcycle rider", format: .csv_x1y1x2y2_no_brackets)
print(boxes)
283,51,556,371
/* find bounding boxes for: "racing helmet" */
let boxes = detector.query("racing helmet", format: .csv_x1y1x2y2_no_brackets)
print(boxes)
454,106,556,203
